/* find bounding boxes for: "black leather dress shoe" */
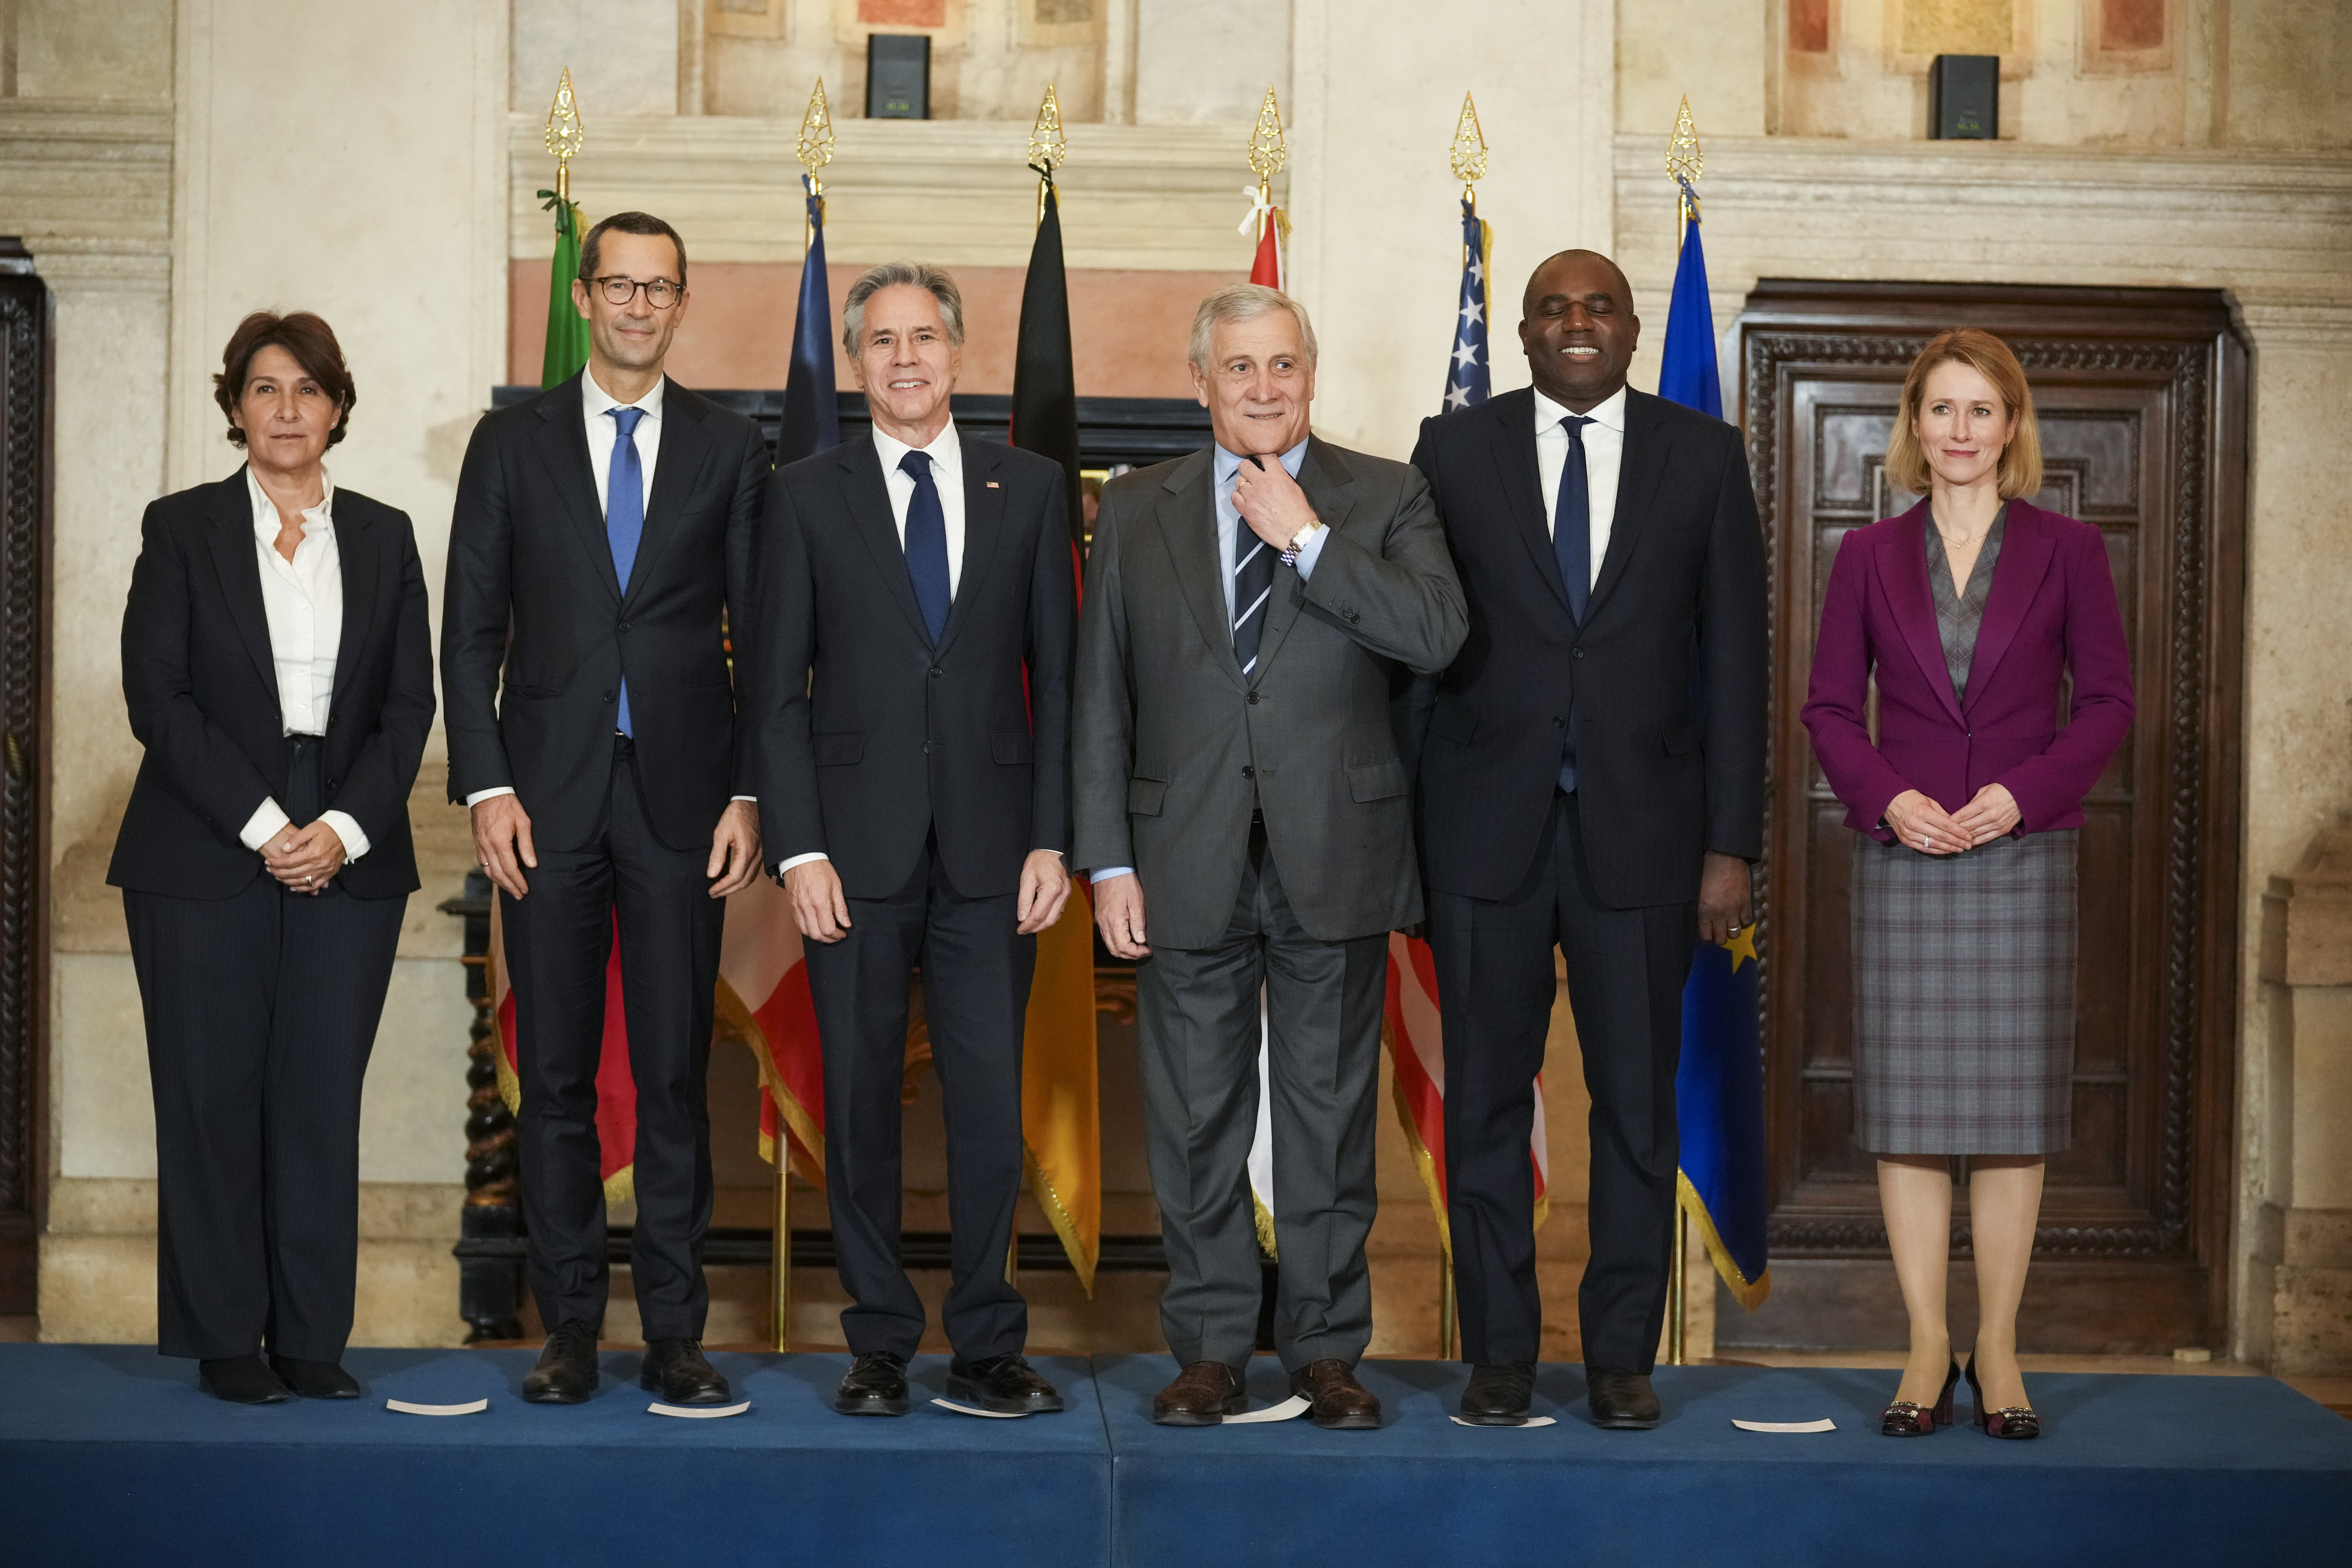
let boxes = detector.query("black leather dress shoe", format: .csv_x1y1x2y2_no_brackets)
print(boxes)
1292,1359,1382,1430
641,1339,731,1405
836,1351,911,1416
269,1356,362,1399
946,1354,1065,1414
1585,1366,1662,1430
198,1355,290,1405
1459,1361,1536,1425
521,1322,601,1405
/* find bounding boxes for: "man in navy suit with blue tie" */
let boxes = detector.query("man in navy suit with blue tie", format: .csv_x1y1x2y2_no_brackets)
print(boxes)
755,263,1076,1418
444,212,769,1407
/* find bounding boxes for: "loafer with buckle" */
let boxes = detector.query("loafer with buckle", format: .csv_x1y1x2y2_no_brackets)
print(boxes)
521,1322,601,1405
1292,1358,1381,1430
1458,1360,1536,1425
269,1356,362,1399
836,1351,911,1416
1586,1366,1661,1429
1151,1361,1247,1426
198,1355,291,1405
946,1353,1064,1414
641,1338,731,1405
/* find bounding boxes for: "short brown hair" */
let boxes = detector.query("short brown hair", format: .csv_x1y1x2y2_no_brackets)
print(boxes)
213,311,356,448
1884,328,2043,500
579,211,688,285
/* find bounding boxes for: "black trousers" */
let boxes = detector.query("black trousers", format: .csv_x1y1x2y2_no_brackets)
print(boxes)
125,735,405,1362
501,737,724,1341
1426,791,1695,1371
1136,822,1387,1373
804,835,1032,1361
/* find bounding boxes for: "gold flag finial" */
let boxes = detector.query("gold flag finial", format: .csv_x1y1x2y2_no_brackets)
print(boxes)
1029,82,1067,177
1666,94,1703,224
796,77,835,195
1247,86,1287,191
1450,91,1490,201
544,66,585,202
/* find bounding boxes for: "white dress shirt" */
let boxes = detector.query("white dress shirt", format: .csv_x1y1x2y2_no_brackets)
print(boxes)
235,465,369,863
1090,437,1325,884
872,419,968,597
1533,383,1628,592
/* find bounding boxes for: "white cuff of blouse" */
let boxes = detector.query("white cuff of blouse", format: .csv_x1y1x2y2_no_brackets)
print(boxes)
240,799,372,862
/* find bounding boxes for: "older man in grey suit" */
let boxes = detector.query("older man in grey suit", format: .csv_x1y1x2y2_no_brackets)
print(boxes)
1075,284,1466,1428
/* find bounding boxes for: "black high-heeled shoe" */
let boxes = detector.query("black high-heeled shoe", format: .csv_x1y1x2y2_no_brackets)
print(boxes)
1880,1356,1960,1436
1964,1355,2042,1439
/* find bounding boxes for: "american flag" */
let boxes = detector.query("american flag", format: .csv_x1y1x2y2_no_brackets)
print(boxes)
1443,197,1491,410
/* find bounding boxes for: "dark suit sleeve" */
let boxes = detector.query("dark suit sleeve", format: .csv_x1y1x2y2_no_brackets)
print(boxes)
324,513,436,847
1700,428,1770,861
725,422,769,800
1296,462,1467,675
440,418,515,802
1024,472,1076,855
1388,419,1449,773
1071,488,1136,873
752,468,824,867
120,501,277,837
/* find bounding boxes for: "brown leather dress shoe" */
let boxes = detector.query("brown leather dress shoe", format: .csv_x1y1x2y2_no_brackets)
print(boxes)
1152,1361,1247,1426
1291,1358,1381,1430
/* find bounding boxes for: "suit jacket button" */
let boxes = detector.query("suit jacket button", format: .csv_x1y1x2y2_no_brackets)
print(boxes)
931,667,943,678
1571,648,1585,659
1552,717,1564,728
923,743,932,755
1241,765,1255,779
1247,692,1260,704
617,620,631,633
603,691,614,702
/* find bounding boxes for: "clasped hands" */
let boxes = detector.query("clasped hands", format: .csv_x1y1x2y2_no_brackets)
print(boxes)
1884,783,2021,856
263,821,346,894
784,848,1071,944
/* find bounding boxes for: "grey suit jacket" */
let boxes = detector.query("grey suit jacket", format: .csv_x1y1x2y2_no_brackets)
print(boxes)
1073,437,1468,950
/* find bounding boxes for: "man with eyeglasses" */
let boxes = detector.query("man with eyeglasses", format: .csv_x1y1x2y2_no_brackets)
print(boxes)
443,210,769,1407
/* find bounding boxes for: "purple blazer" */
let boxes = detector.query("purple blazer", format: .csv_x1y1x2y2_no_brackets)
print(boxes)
1800,498,2134,841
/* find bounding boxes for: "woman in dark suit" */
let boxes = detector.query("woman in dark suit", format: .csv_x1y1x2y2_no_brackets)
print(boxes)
1800,328,2132,1441
109,312,434,1403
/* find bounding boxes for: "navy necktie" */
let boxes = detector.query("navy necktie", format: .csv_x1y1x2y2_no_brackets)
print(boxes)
1554,414,1594,792
605,405,646,736
900,449,951,644
1230,465,1276,679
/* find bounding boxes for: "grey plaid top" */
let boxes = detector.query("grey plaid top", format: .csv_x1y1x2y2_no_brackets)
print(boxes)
1924,505,2007,703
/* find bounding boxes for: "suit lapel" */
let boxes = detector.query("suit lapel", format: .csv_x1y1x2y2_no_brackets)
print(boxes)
329,494,378,707
1491,390,1570,614
1252,438,1357,683
934,437,1007,660
1151,449,1246,693
206,470,281,710
626,377,714,608
840,436,933,645
1585,390,1667,624
1960,501,2056,713
529,373,621,603
1875,501,1965,725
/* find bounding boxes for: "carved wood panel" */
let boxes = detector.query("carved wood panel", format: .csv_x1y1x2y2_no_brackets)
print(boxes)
0,244,49,1315
1725,282,2247,1353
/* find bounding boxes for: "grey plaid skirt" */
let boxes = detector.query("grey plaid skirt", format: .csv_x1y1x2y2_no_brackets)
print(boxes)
1850,829,2078,1156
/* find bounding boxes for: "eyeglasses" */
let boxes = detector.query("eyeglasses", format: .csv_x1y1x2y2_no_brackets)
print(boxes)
589,275,683,309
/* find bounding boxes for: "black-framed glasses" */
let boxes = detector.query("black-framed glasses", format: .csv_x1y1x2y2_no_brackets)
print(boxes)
590,275,683,309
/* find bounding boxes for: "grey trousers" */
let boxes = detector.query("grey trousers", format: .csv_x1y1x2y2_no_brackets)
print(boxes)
1134,822,1387,1372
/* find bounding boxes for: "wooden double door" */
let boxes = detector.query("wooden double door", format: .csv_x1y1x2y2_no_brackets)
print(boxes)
1724,282,2247,1353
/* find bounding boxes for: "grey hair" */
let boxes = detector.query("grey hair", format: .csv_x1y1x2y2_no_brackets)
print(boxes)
1187,283,1318,375
842,261,966,355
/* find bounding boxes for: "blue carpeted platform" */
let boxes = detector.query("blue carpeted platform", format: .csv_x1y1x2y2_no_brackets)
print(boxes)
2,1347,2346,1567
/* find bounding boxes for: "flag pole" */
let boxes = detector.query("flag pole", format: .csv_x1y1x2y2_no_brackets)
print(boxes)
1029,82,1066,223
546,66,582,205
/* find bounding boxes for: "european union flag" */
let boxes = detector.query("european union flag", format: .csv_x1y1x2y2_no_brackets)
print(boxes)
778,174,840,466
1659,193,1770,1310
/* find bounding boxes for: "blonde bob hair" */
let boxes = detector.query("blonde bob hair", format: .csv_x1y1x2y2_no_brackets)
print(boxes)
1884,328,2043,500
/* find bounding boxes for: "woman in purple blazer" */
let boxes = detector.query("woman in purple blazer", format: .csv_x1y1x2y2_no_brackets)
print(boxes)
1800,329,2132,1441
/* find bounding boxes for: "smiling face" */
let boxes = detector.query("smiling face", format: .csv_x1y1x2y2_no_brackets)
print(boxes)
1518,250,1639,413
573,229,689,383
853,283,962,446
1189,309,1315,458
237,343,341,481
1912,359,2017,492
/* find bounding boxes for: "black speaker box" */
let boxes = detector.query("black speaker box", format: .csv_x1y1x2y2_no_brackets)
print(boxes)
866,34,931,120
1929,54,1999,140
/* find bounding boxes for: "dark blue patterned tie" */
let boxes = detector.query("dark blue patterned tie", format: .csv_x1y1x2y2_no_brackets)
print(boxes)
1230,463,1276,679
900,449,951,644
606,405,646,736
1554,414,1594,791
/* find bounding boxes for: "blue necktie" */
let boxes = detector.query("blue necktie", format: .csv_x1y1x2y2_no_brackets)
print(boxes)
606,406,646,736
900,449,951,644
1554,414,1594,792
1230,465,1276,679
